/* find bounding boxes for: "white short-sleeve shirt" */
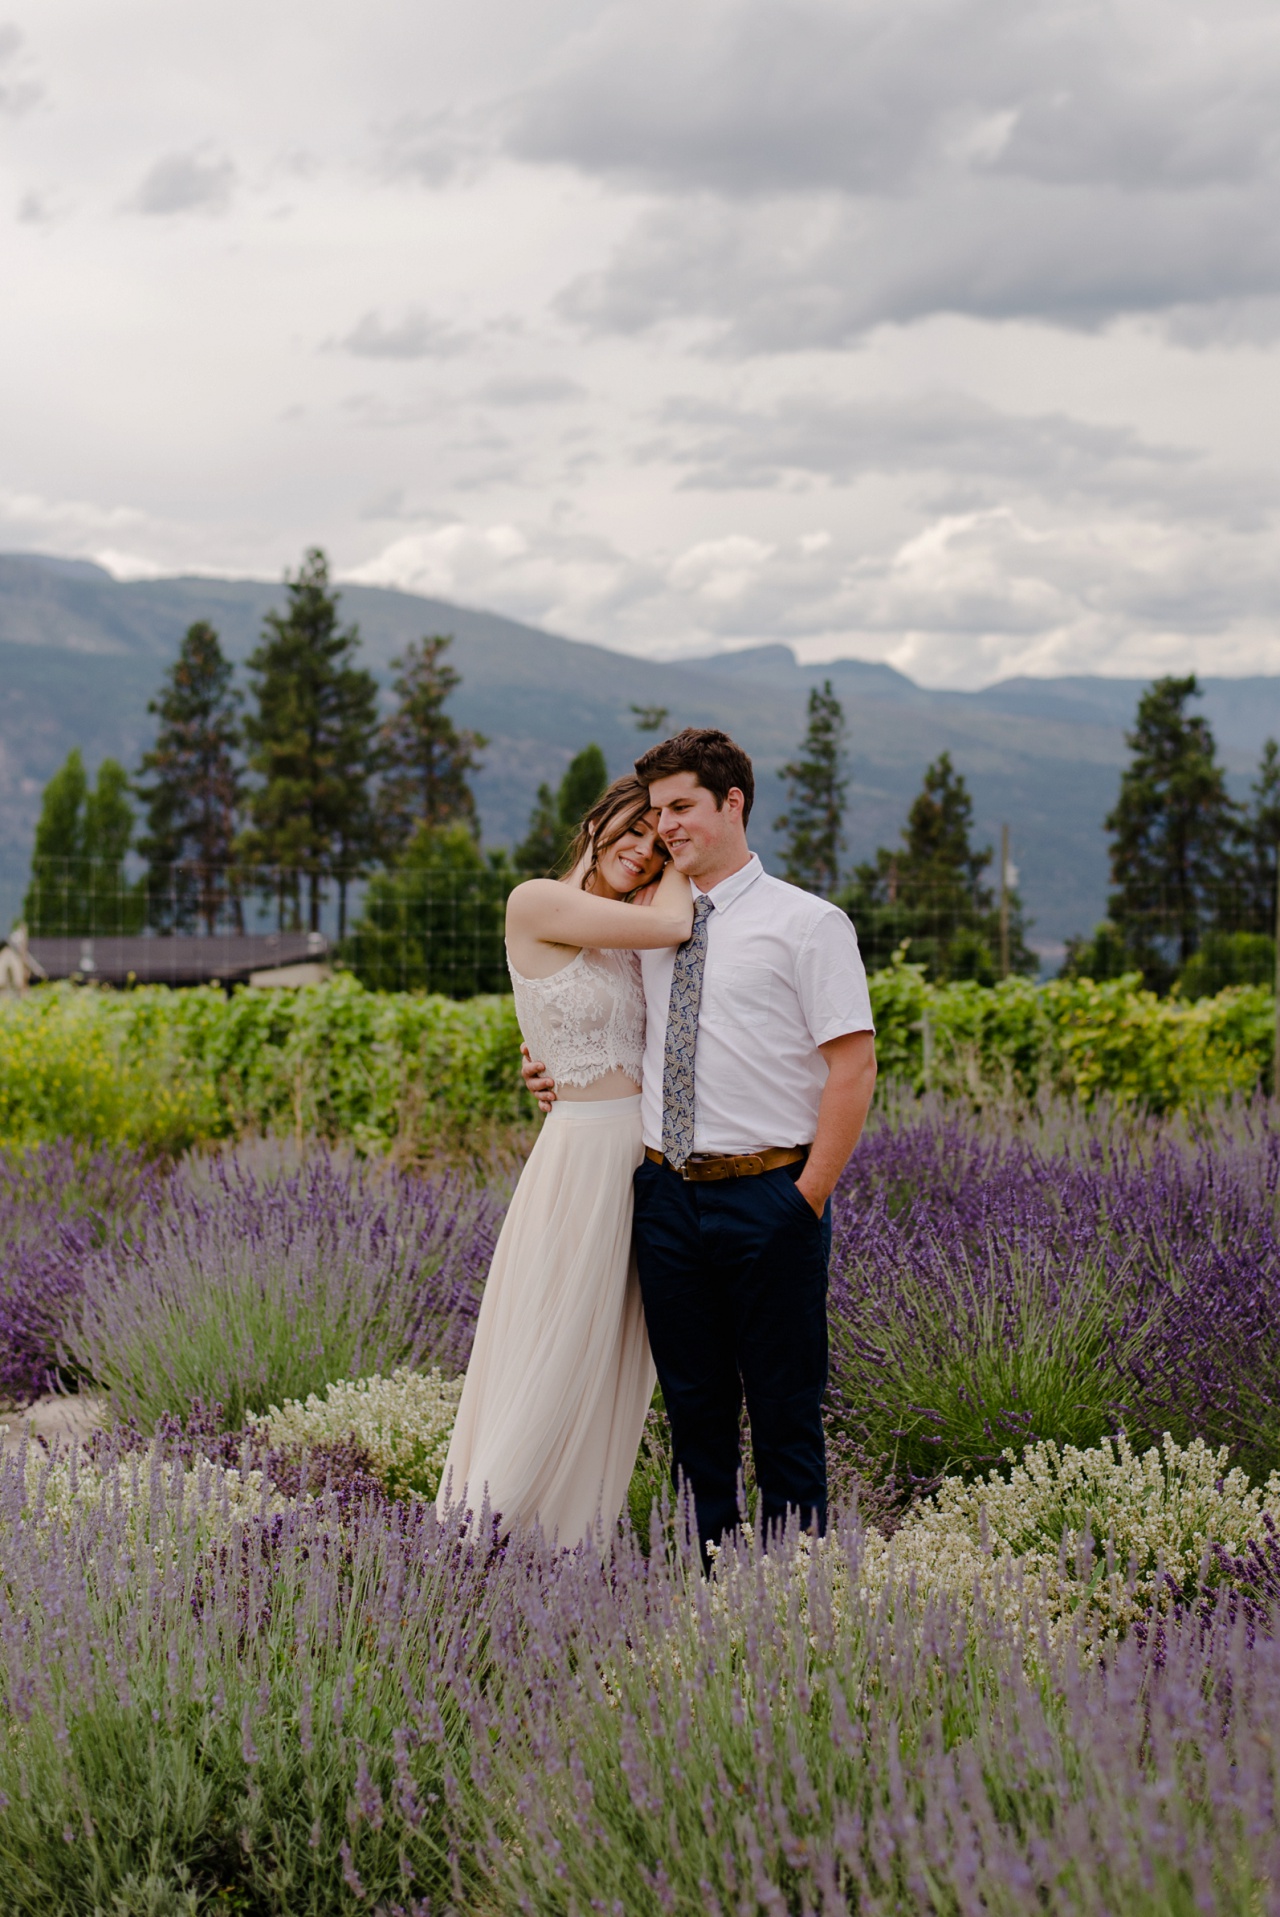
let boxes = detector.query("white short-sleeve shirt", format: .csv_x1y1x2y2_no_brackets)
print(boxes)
639,854,875,1155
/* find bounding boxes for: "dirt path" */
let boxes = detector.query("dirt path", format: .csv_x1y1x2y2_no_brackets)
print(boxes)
0,1392,105,1452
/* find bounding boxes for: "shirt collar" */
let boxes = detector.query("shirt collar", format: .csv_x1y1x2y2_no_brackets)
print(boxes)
696,852,763,912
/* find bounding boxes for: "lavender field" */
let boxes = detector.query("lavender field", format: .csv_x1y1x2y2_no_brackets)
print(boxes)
3,1098,1280,1913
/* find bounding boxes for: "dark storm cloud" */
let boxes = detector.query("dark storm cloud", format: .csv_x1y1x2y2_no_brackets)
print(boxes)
133,149,236,217
505,0,1280,343
337,308,471,359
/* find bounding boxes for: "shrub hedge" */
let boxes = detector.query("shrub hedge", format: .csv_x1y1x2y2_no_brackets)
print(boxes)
0,958,1273,1152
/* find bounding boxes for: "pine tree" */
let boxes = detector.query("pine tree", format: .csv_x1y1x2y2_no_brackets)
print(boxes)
556,745,608,852
239,549,380,933
514,783,560,877
838,753,1030,981
135,622,243,933
898,752,992,909
775,680,847,895
1105,675,1237,985
23,750,143,935
376,635,487,855
513,745,609,877
1235,738,1280,934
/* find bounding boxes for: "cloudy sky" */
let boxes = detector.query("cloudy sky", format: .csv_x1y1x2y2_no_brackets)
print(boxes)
2,0,1279,686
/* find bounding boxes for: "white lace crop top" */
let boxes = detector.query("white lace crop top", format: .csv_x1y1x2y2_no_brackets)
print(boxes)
507,944,646,1089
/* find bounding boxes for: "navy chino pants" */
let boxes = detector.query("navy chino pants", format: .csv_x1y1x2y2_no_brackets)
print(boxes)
631,1156,832,1556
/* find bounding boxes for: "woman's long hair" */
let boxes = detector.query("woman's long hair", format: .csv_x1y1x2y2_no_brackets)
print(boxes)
562,774,665,895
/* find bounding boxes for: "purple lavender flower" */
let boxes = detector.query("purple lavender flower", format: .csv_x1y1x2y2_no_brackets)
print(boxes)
0,1143,162,1406
66,1147,502,1432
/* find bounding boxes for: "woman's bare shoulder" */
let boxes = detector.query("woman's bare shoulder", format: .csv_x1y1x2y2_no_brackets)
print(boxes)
506,878,562,923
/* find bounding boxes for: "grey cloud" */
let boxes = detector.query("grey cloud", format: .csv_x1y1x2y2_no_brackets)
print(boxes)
474,374,586,405
17,190,54,225
376,108,490,188
338,308,470,360
509,0,1280,342
133,150,236,217
651,390,1273,525
507,0,1280,199
559,177,1280,350
0,21,41,115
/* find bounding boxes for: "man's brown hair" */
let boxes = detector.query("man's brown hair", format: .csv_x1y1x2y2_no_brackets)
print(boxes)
634,727,755,824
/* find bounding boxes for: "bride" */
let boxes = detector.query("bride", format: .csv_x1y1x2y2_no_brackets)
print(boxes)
435,774,693,1544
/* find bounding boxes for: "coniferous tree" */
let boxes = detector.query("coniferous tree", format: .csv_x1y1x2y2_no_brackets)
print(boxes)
556,745,608,852
514,783,560,877
23,750,143,935
513,745,609,878
376,635,487,855
1235,737,1280,935
135,622,243,933
239,549,379,933
24,749,85,934
1105,675,1237,986
839,752,1031,981
775,680,847,895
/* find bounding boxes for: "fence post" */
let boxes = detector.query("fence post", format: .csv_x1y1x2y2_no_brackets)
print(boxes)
999,824,1010,981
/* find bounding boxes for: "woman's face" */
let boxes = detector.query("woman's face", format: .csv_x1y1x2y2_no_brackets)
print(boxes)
595,808,667,895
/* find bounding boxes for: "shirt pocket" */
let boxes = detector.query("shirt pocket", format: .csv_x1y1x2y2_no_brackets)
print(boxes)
707,961,775,1022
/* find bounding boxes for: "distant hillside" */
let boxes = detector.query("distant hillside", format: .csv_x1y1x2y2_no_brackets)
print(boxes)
4,552,1280,952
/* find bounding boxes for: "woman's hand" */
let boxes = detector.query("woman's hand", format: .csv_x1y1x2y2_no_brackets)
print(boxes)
521,1042,557,1113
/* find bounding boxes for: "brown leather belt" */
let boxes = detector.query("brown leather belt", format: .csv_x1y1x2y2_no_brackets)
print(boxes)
643,1145,807,1182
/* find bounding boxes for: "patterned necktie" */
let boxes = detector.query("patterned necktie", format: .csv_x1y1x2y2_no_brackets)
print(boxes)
661,893,715,1169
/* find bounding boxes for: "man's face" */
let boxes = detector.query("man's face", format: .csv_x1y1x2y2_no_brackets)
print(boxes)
649,771,742,879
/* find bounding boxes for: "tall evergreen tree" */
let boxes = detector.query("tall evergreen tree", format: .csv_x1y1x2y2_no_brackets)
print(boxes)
23,750,143,936
1234,737,1280,935
239,549,379,933
775,680,847,895
513,745,609,877
514,783,560,877
376,635,487,855
1105,675,1237,984
557,744,608,849
896,752,993,910
839,753,1030,981
135,622,243,933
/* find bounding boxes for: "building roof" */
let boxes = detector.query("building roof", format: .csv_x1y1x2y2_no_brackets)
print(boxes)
9,932,329,986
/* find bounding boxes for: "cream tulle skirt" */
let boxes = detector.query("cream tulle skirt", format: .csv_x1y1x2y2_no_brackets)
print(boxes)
435,1094,655,1546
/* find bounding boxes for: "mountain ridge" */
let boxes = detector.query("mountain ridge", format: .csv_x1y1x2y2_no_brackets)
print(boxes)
4,552,1279,950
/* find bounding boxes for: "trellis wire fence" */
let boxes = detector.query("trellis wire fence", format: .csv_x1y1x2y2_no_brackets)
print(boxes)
10,854,1280,1001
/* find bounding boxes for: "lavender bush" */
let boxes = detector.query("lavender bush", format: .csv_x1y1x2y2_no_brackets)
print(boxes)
66,1148,502,1433
4,1443,1279,1916
0,1142,162,1406
471,1514,1280,1915
826,1097,1280,1491
0,1442,488,1913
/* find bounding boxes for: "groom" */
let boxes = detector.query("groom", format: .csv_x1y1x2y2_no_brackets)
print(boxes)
526,727,876,1556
